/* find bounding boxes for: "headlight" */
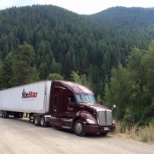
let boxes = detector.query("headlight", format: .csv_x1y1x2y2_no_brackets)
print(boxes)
86,118,96,124
113,119,115,124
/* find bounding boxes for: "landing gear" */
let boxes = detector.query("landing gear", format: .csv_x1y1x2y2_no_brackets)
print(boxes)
14,112,23,118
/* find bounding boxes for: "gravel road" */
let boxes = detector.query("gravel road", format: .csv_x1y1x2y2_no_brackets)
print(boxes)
0,118,154,154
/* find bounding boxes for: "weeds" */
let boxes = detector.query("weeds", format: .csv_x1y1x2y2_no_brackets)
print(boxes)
114,121,154,144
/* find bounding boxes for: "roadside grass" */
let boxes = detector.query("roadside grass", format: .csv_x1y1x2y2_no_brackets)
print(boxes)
112,121,154,144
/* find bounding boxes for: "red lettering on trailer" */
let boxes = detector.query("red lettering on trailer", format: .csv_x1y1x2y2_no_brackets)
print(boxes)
22,89,38,98
29,91,38,98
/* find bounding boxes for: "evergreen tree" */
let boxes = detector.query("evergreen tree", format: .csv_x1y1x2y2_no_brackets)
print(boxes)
39,62,48,80
47,73,64,80
29,66,40,83
2,52,14,88
143,40,154,96
104,40,154,126
70,71,93,89
128,48,146,94
104,64,133,121
12,42,36,86
0,59,3,89
50,58,61,74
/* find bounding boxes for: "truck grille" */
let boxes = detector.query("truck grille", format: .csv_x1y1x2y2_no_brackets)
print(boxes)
97,110,112,126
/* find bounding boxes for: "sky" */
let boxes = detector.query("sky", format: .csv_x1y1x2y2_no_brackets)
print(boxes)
0,0,154,14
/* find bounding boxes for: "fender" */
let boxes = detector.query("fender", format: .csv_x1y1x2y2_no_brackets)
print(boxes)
72,110,97,126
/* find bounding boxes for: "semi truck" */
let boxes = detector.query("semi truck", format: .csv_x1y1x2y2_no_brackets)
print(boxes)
0,80,116,136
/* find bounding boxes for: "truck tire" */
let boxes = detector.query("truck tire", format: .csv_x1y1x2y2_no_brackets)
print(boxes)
34,116,41,126
74,119,85,136
1,111,4,118
2,111,9,118
40,116,47,127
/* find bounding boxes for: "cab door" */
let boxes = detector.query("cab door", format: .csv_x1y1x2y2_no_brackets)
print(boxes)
50,87,63,117
52,95,58,116
65,94,81,118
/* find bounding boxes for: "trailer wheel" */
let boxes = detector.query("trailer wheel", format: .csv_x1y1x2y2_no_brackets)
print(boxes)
2,111,9,118
1,111,4,118
40,116,47,127
74,120,85,136
34,116,41,126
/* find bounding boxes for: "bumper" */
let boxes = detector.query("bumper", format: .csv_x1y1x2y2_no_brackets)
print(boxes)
84,124,116,134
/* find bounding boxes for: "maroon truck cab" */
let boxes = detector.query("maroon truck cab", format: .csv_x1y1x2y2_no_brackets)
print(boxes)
50,80,115,136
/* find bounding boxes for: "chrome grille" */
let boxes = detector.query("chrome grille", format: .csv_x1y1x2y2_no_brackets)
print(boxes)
97,110,112,126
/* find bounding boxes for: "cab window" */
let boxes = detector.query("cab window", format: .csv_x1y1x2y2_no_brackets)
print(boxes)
68,95,76,105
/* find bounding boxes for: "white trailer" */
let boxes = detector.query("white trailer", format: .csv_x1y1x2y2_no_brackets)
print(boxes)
0,80,52,126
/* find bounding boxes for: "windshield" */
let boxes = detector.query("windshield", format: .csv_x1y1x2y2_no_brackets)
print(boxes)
75,94,96,104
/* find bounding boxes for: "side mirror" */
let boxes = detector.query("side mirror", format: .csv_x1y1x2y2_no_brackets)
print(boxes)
112,104,116,111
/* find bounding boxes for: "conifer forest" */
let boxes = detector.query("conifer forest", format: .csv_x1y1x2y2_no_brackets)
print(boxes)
0,5,154,126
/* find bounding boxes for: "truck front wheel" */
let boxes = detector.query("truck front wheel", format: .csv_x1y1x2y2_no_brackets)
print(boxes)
74,120,85,136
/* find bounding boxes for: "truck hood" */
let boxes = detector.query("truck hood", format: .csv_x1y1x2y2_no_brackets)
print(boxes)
80,103,111,112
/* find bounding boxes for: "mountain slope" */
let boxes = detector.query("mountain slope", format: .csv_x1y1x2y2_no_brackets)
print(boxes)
87,6,154,61
0,5,154,96
89,6,154,28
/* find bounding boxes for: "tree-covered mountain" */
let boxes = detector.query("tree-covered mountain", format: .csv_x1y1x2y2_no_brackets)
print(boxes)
88,6,154,61
89,6,154,27
87,7,154,125
0,5,109,82
0,6,154,125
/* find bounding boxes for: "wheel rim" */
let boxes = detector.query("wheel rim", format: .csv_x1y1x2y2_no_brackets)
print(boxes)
2,112,4,118
41,118,44,126
35,117,38,124
76,123,82,134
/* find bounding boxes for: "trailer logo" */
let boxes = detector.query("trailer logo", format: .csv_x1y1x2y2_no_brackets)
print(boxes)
22,89,38,98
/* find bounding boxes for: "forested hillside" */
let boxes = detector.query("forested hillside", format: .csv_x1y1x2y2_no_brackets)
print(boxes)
0,5,154,126
88,6,154,126
88,7,154,59
0,5,113,94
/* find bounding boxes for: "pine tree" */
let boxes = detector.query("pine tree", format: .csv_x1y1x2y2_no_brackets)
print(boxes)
47,73,64,80
0,59,3,89
2,52,14,88
12,42,36,86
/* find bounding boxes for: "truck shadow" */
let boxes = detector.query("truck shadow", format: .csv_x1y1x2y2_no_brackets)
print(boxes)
5,118,113,139
54,127,113,139
6,117,33,125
